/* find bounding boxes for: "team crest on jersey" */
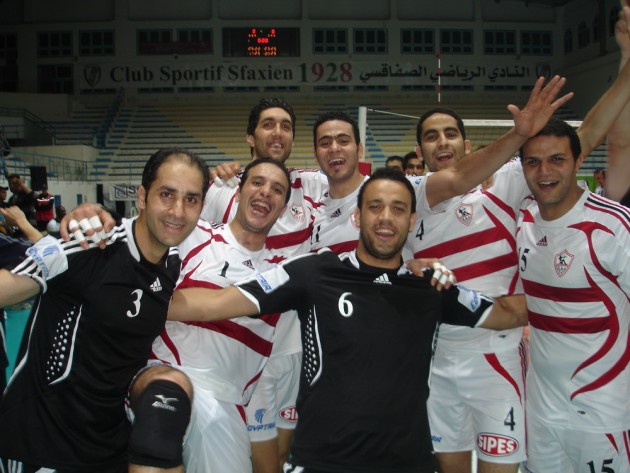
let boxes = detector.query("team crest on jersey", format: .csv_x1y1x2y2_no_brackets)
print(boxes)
455,204,473,226
350,211,360,230
289,203,305,223
554,249,574,277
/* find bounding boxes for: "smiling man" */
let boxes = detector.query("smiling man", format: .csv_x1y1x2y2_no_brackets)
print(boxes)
408,56,630,471
0,149,209,473
150,158,294,473
167,167,528,473
517,118,630,473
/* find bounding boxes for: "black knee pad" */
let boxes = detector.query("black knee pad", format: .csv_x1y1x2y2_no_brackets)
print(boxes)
128,379,192,468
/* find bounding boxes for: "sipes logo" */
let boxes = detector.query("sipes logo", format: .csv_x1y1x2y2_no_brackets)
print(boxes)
477,433,519,456
279,406,298,422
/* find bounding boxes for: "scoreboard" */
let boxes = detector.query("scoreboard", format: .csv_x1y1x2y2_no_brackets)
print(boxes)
222,27,300,57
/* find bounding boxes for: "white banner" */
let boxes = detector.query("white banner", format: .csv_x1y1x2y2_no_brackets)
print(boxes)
80,59,553,89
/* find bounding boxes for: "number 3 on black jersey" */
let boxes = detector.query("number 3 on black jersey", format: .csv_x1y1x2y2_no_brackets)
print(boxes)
126,289,143,318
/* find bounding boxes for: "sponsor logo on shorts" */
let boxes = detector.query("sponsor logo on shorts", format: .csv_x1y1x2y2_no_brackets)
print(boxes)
248,423,276,431
477,433,519,456
431,435,443,443
280,406,298,422
254,408,266,423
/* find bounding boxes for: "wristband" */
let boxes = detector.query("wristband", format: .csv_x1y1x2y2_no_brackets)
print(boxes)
25,235,68,281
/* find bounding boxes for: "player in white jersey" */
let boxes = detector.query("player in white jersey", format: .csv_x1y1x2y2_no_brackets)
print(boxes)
307,101,557,258
164,168,529,473
151,158,293,473
308,111,370,254
409,42,630,469
205,99,327,473
408,107,530,472
517,117,630,473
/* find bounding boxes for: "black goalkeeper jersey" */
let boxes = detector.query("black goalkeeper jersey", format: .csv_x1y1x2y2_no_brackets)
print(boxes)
0,218,180,473
237,249,490,473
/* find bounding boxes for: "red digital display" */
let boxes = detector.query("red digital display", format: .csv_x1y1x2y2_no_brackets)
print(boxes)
223,28,300,57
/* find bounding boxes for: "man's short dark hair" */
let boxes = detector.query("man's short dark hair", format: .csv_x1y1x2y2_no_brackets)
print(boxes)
8,174,19,180
519,117,582,161
402,152,423,170
142,148,210,196
313,111,360,148
358,167,416,213
416,107,466,144
247,98,296,138
239,157,292,205
385,156,404,167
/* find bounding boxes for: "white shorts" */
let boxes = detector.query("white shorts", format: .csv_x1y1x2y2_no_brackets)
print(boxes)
183,384,252,473
428,343,527,464
246,352,301,442
523,415,630,473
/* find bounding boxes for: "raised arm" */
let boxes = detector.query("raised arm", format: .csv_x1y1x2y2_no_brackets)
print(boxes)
605,0,630,201
168,286,260,322
425,75,573,207
212,161,242,187
1,206,42,243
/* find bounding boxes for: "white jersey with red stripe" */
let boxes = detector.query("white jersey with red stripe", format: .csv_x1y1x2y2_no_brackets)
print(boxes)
517,191,630,431
405,160,529,351
151,221,287,406
201,168,328,358
310,175,368,253
201,167,327,257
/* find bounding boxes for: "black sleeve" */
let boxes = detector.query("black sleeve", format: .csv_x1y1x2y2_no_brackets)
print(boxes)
236,253,319,314
0,233,32,269
439,284,493,327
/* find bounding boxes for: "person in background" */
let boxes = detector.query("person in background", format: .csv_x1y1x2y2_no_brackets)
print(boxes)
7,174,36,229
0,185,8,208
403,150,425,176
385,155,404,171
593,168,606,195
46,205,67,237
35,183,55,231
